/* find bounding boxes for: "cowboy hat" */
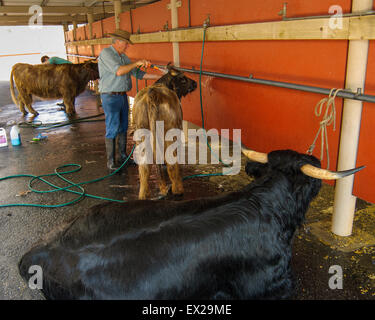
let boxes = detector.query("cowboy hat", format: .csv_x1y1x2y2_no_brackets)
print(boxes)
107,29,133,45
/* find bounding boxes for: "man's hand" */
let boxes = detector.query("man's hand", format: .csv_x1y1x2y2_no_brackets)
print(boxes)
116,60,151,76
135,60,151,69
142,65,168,80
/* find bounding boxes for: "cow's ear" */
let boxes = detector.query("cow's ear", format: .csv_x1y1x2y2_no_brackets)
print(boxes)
166,62,179,76
170,69,178,76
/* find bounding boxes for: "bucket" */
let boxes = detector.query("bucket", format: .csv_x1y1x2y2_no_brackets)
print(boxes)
0,128,7,147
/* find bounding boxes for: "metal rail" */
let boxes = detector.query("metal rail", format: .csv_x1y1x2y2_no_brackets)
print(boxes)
156,65,375,104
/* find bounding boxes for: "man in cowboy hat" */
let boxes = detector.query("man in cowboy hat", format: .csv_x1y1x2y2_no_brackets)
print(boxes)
98,29,166,171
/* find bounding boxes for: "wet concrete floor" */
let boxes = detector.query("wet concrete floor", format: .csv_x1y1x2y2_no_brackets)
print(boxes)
0,80,374,300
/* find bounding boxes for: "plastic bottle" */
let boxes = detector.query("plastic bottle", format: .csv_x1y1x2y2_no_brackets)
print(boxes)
10,125,21,146
0,128,8,147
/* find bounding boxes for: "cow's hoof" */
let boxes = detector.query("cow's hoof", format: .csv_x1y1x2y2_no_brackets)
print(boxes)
153,195,166,200
159,185,171,197
170,193,184,200
124,158,137,167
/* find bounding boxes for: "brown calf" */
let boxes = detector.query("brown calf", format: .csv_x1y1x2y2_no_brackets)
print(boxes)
132,65,197,199
10,61,99,116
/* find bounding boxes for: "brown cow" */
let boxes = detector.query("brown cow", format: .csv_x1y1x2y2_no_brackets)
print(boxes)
132,64,197,199
10,61,99,116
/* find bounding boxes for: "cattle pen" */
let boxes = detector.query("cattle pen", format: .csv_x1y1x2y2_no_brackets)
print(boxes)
0,0,375,304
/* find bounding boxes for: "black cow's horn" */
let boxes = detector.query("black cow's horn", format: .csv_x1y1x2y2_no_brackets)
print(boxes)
300,164,365,180
241,145,268,163
241,144,365,180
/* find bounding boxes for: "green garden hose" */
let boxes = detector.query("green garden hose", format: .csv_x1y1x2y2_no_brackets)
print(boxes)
0,146,134,208
182,25,234,180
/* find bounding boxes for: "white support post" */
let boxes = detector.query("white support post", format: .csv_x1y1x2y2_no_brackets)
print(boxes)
87,12,95,57
331,0,373,236
62,22,68,41
62,22,69,59
72,19,79,63
168,0,181,67
114,0,122,29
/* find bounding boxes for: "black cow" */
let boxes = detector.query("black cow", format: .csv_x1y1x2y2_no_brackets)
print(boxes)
18,148,363,299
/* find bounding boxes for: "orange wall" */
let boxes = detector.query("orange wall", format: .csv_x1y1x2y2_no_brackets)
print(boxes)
67,0,375,204
354,10,375,202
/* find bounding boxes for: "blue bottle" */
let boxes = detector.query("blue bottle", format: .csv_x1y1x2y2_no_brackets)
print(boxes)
10,125,21,146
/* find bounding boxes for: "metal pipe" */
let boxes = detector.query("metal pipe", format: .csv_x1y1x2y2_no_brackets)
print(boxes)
188,0,191,27
283,10,375,21
130,7,133,34
156,65,375,104
67,53,97,59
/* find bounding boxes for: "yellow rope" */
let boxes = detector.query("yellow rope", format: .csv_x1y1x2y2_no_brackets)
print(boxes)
307,88,343,170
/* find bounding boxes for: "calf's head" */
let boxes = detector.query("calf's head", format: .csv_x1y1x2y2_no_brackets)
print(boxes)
155,63,197,99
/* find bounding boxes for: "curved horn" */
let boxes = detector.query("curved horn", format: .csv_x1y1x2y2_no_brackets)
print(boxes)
301,164,365,180
241,145,268,164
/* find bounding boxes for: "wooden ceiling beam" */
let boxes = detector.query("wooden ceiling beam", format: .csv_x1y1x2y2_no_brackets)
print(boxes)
0,6,91,15
0,3,144,15
0,21,63,26
91,4,135,14
0,14,91,24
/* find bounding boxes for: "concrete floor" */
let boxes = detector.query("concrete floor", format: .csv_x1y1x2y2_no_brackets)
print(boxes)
0,81,374,300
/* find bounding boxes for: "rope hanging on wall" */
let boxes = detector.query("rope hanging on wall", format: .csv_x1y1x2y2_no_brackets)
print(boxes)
307,88,343,170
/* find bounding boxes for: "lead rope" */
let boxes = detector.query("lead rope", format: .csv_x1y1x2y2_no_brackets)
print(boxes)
307,88,343,170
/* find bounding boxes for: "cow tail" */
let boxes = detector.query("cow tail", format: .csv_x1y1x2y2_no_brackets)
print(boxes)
146,87,162,162
9,68,18,106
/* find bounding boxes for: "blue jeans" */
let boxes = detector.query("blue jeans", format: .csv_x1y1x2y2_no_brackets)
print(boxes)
100,93,130,139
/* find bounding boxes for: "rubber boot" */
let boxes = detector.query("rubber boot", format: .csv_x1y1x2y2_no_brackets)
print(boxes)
118,133,137,166
105,138,119,172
